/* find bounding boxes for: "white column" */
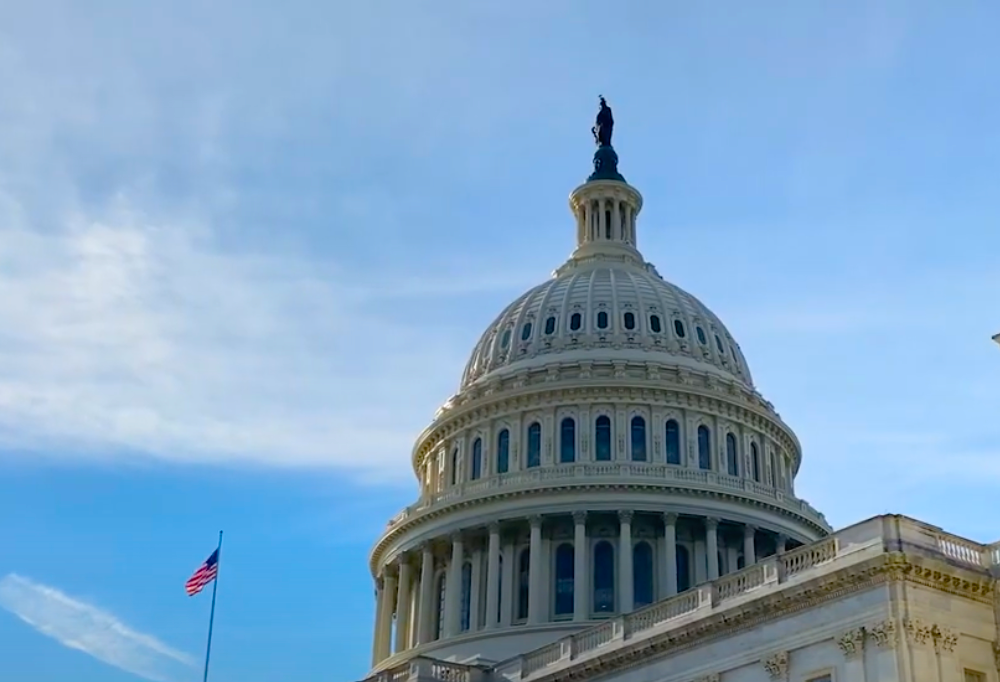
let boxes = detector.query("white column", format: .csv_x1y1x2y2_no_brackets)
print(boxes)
485,523,501,629
417,544,435,644
611,198,621,240
469,549,482,632
573,511,588,621
394,559,413,654
444,534,464,636
743,525,757,566
618,510,634,613
706,518,720,581
776,534,787,555
371,579,384,666
500,542,514,626
527,516,544,624
663,513,678,596
376,571,397,662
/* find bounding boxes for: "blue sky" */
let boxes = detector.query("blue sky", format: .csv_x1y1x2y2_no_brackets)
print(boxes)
1,2,999,681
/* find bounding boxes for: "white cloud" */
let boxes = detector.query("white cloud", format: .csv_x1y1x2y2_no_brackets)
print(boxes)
0,191,492,475
0,573,194,682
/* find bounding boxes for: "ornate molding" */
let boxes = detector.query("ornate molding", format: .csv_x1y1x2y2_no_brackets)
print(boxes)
867,619,897,649
904,617,933,646
836,627,865,658
618,510,634,524
933,625,958,653
572,510,588,525
762,651,789,680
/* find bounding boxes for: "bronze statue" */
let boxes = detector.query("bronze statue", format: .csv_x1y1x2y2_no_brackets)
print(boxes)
592,95,614,147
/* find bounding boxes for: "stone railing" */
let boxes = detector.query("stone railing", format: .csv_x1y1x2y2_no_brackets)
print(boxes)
506,515,998,681
385,462,827,530
363,657,484,682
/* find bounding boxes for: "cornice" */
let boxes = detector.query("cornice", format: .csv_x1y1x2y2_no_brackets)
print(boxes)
524,552,993,682
412,369,801,473
369,481,826,573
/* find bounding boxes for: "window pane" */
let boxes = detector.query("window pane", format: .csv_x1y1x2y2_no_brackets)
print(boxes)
560,418,576,463
630,416,647,461
593,541,615,612
595,416,612,461
527,423,541,468
497,430,510,474
554,544,574,615
665,420,681,465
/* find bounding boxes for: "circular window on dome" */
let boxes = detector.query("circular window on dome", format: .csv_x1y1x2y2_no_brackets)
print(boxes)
623,312,636,330
673,319,686,338
521,322,533,341
649,315,662,333
569,312,582,331
544,316,556,335
500,328,511,348
696,326,707,345
597,311,609,329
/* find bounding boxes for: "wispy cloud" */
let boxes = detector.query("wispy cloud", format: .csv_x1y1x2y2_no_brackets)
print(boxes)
0,573,194,682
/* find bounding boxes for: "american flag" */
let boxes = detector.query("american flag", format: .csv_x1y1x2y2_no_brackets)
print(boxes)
185,549,219,596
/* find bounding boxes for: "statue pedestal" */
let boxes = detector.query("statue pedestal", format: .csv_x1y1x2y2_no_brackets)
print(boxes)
588,145,626,183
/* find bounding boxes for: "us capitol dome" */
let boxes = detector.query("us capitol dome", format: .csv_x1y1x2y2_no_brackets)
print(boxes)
361,100,999,682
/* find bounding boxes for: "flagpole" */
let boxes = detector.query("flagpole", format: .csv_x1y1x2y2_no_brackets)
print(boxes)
202,530,223,682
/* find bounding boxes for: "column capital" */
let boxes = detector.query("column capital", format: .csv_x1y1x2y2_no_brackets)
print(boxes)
572,510,588,525
744,524,757,537
618,510,634,524
450,531,464,545
705,517,720,530
529,515,543,529
663,512,679,525
488,521,501,534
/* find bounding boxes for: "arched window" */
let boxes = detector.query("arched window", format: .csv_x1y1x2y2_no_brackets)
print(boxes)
697,426,712,470
450,448,460,484
593,541,615,613
471,438,483,480
769,449,779,487
633,542,654,607
725,433,738,477
496,429,510,474
595,416,612,462
559,418,576,463
517,548,531,620
665,420,681,465
435,573,446,638
460,562,472,631
751,442,761,482
554,543,574,616
676,545,691,593
630,416,647,461
526,422,541,468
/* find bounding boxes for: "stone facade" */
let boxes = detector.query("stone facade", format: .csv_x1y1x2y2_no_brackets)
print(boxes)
361,515,1000,682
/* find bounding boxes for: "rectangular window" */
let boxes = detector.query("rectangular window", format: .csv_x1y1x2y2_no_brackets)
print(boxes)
965,671,986,682
806,675,832,682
